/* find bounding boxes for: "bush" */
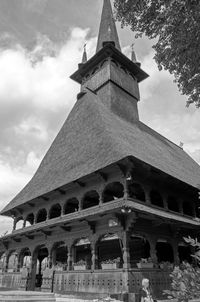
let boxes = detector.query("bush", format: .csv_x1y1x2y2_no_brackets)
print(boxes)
164,262,200,302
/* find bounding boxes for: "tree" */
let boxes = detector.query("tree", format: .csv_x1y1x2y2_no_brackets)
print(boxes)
114,0,200,107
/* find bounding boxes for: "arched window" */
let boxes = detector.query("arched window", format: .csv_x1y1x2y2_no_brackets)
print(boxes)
150,190,164,207
128,183,145,202
19,248,31,269
51,242,68,270
102,182,124,203
129,236,150,267
97,234,123,269
178,243,192,263
73,238,91,269
82,191,99,210
49,204,61,219
183,201,194,216
25,213,34,226
64,198,79,215
36,209,47,223
15,218,24,230
7,251,18,272
167,196,179,212
156,240,174,263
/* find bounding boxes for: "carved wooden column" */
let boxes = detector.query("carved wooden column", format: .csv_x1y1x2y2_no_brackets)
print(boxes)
123,176,129,200
26,247,36,291
122,231,131,269
163,194,168,210
46,244,54,269
67,245,73,271
148,237,158,265
12,218,17,231
23,219,26,228
61,202,65,216
4,251,9,272
179,199,183,214
99,186,104,205
172,241,180,266
90,235,98,271
144,186,151,205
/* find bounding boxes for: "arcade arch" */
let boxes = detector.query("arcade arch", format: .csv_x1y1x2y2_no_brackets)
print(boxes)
82,191,99,210
36,209,47,223
102,182,124,203
49,204,61,219
64,198,79,215
150,190,164,208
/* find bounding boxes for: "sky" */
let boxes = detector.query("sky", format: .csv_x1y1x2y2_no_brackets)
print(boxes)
0,0,199,235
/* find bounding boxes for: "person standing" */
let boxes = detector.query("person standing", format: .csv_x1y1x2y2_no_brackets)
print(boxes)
139,278,154,302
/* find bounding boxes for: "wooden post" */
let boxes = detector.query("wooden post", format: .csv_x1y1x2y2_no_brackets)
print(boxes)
148,237,158,265
67,245,73,271
122,231,131,269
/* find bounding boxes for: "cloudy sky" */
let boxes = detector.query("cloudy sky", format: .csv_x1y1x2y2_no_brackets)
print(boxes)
0,0,199,235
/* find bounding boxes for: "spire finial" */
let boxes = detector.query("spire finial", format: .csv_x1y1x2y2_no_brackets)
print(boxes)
131,43,137,63
96,0,121,53
82,43,87,64
131,43,141,67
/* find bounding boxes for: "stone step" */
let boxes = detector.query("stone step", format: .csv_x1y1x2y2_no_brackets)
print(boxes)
0,291,56,302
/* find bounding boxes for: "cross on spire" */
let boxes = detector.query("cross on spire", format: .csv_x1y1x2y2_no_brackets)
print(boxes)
96,0,121,53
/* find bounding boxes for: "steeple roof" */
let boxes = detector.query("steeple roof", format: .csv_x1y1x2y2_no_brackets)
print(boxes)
2,89,200,215
1,0,200,217
96,0,121,53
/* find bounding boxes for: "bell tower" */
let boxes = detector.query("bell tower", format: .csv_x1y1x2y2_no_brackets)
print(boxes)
70,0,148,124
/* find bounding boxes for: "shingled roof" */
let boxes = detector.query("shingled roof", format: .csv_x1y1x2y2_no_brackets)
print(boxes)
2,0,200,216
2,89,200,215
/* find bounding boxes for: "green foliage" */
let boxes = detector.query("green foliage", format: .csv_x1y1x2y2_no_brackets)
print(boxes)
163,237,200,301
164,262,200,302
114,0,200,107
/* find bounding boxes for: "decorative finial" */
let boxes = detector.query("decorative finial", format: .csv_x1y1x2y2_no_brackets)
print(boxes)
131,43,137,63
82,43,87,64
131,43,141,67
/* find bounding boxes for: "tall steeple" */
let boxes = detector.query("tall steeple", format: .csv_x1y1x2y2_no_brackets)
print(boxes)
71,0,149,124
96,0,121,53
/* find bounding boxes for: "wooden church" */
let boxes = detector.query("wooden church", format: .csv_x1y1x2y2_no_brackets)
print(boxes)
0,0,200,300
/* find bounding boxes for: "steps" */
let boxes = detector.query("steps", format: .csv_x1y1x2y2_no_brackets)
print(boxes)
0,291,56,302
0,291,122,302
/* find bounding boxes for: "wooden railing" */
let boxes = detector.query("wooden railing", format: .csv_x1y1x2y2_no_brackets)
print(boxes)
48,268,171,298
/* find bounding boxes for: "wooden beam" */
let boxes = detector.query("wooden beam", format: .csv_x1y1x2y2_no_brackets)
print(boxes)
40,196,49,201
60,226,71,232
13,238,21,243
55,189,66,195
16,208,23,215
25,235,34,240
28,202,35,208
40,230,52,236
117,163,127,176
73,180,85,188
95,171,108,182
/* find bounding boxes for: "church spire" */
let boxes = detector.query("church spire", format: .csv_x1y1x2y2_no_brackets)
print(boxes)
96,0,121,53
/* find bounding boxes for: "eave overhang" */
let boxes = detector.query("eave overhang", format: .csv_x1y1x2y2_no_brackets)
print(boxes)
70,42,149,84
1,198,199,248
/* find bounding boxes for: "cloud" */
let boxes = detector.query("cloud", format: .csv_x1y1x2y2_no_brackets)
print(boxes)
137,50,200,164
0,27,97,235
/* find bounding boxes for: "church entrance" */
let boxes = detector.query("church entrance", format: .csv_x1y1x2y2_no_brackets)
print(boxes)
31,246,49,290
